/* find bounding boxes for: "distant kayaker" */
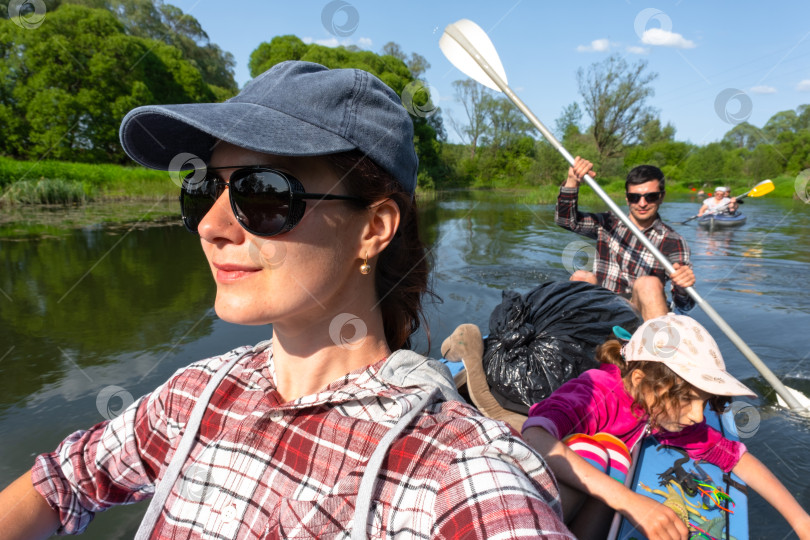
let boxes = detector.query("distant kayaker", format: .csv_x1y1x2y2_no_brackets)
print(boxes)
555,157,695,320
0,61,573,539
698,186,740,216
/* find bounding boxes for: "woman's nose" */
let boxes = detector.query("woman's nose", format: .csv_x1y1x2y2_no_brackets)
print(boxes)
197,186,241,241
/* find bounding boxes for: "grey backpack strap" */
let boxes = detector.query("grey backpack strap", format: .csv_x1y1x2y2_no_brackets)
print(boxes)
134,348,255,539
378,350,463,403
350,387,439,540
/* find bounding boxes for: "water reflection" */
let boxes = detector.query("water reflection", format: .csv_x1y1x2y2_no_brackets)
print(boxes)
698,228,736,257
0,195,808,539
0,226,216,413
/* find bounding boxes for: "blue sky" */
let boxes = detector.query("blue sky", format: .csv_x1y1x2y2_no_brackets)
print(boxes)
179,1,810,146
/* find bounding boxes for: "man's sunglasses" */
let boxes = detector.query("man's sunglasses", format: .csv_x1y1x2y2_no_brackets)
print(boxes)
180,166,364,237
626,191,664,204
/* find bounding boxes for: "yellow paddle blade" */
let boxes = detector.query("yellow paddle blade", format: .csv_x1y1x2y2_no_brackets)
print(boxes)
748,179,774,197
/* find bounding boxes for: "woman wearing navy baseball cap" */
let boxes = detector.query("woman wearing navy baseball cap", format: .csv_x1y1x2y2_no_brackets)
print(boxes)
0,61,572,539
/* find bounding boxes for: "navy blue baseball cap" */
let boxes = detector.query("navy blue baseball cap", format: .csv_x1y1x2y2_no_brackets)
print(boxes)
119,60,418,193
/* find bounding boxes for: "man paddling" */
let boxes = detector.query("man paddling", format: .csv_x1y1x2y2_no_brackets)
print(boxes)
555,157,695,320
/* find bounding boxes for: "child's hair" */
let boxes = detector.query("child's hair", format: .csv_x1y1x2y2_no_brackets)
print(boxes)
596,339,731,427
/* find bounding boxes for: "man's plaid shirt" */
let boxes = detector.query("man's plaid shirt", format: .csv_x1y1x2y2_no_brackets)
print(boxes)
32,343,573,539
555,186,695,312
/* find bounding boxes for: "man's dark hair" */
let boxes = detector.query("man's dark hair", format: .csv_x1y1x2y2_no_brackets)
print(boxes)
626,165,665,192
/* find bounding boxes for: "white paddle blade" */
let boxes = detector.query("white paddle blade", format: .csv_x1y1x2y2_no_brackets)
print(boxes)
776,386,810,414
439,19,507,92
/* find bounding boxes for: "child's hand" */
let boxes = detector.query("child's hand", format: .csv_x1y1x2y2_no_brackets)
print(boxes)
620,492,689,540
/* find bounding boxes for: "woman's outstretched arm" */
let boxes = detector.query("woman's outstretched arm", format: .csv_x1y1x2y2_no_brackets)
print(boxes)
0,470,60,540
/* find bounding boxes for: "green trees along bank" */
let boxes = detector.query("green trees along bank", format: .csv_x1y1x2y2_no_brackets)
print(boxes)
1,1,808,209
0,2,225,163
447,52,810,194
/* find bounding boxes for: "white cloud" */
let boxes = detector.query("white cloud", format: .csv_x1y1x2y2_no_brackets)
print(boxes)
641,28,696,49
576,39,612,52
626,46,649,54
313,37,340,47
797,80,810,92
750,85,777,95
301,36,373,49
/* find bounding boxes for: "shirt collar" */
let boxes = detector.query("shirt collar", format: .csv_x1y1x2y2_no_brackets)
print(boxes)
244,345,422,413
628,214,664,234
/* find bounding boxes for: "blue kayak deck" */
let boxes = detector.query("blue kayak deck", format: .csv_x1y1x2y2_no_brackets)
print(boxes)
613,406,748,539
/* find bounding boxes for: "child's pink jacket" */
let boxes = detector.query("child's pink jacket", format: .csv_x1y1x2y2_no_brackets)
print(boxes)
522,364,746,472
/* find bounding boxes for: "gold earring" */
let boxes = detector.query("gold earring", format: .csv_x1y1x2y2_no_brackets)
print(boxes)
360,254,371,275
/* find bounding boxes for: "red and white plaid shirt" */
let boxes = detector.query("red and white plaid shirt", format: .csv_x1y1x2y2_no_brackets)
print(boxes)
33,342,573,539
555,187,695,311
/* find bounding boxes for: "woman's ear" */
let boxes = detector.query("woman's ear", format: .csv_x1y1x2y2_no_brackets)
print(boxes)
359,198,400,259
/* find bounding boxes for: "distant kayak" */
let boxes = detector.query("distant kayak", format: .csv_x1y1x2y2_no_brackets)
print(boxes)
697,212,746,230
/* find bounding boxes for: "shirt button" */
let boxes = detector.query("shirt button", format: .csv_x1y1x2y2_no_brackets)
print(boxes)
270,410,284,422
222,503,238,523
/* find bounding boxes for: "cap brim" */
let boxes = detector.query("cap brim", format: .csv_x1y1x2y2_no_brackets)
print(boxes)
668,364,757,398
119,103,357,170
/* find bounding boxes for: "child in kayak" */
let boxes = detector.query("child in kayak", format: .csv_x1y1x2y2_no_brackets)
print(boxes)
523,313,810,540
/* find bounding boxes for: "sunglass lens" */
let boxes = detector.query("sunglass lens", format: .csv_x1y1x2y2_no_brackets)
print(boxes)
230,171,290,236
626,191,662,204
181,173,217,232
645,192,662,203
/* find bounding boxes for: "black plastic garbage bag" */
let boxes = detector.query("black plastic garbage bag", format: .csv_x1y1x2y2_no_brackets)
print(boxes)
482,281,643,414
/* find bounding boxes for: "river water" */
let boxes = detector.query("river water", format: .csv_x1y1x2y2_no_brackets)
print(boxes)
1,192,808,539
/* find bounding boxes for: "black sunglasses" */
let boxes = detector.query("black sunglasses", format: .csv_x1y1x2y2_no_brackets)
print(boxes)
626,191,664,204
180,166,364,237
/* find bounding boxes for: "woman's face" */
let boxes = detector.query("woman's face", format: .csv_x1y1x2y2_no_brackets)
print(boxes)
196,142,368,328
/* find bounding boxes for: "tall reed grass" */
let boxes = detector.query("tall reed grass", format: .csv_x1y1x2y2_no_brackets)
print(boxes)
0,156,174,205
0,178,95,204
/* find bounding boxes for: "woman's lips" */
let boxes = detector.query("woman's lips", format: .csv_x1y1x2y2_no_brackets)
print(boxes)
213,263,262,282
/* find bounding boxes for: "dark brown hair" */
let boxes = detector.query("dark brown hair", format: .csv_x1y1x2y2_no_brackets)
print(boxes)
596,339,730,428
626,164,665,192
324,150,437,351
